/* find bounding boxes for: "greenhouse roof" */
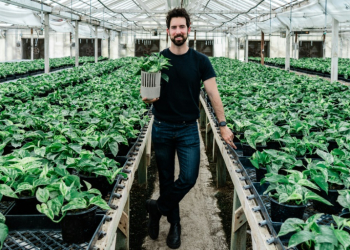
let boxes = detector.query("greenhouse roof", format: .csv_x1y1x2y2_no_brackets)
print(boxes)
0,0,349,35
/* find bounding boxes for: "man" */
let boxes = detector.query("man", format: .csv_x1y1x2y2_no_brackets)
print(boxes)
142,8,236,249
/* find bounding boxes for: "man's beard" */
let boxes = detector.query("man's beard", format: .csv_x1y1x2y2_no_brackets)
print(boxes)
170,33,188,46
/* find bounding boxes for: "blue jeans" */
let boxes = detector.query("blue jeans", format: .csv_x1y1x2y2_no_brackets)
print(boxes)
152,118,200,224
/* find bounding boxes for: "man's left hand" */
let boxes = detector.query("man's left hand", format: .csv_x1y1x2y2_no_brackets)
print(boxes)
220,126,237,149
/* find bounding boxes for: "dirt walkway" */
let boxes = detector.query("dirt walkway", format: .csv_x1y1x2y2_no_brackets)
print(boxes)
142,126,228,250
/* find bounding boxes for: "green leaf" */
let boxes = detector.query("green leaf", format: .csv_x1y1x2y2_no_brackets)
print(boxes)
305,190,332,206
161,73,169,82
83,180,92,190
334,229,350,249
36,187,49,203
61,197,87,213
0,184,18,198
0,223,8,248
108,141,119,157
288,230,315,247
15,182,33,194
68,144,82,154
89,196,110,210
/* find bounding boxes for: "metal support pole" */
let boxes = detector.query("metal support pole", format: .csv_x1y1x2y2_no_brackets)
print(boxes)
261,31,264,65
323,34,326,58
244,35,248,63
31,28,34,60
194,30,197,50
95,26,98,63
44,13,50,74
331,18,339,83
75,21,79,67
285,28,291,71
118,31,121,58
294,33,298,59
70,32,72,59
108,30,111,59
235,38,238,60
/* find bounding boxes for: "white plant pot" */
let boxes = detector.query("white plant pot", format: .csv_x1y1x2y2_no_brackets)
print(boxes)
141,71,161,99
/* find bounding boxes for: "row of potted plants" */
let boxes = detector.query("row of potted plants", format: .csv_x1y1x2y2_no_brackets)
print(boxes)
208,57,350,249
0,56,108,82
249,57,350,81
0,60,125,109
0,57,149,245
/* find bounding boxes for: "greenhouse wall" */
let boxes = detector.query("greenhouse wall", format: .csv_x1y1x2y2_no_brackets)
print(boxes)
1,29,349,62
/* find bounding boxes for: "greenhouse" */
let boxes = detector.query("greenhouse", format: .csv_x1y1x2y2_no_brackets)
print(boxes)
1,0,350,249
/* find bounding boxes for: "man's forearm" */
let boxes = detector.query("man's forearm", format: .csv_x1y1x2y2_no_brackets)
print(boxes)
207,89,225,122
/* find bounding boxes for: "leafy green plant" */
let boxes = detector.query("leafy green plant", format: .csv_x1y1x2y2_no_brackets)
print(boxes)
250,149,303,173
278,213,350,249
137,53,172,82
36,175,110,222
262,171,332,206
337,190,350,210
0,213,8,249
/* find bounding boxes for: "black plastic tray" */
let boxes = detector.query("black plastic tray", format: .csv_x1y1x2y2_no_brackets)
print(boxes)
4,213,106,250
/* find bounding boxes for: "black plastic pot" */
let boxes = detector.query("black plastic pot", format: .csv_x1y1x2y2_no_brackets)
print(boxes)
239,157,253,169
266,141,281,150
270,198,306,222
328,140,338,152
242,143,266,157
313,188,343,214
12,196,40,214
61,205,97,243
78,173,114,197
289,133,303,139
253,182,269,195
256,167,268,182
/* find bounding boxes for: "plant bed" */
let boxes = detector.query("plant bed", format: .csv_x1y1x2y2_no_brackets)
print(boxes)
5,212,105,248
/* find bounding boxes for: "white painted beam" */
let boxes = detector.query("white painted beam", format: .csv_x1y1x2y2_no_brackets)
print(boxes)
285,28,290,71
75,21,79,67
244,35,248,63
331,18,339,83
44,13,49,74
30,28,34,60
235,38,238,60
52,7,279,15
95,25,98,63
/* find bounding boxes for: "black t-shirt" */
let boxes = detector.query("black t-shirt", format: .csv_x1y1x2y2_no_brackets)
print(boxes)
152,48,216,122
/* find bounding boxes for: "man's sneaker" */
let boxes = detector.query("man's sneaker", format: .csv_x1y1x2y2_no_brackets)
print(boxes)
145,199,162,240
166,222,181,249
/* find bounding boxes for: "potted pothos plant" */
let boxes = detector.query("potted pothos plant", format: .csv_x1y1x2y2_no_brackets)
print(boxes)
304,149,350,214
250,149,303,182
67,150,127,196
36,174,111,243
278,214,350,250
137,53,172,100
0,155,57,214
261,171,332,222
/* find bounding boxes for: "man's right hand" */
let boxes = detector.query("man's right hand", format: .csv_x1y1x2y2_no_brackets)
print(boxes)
142,97,159,104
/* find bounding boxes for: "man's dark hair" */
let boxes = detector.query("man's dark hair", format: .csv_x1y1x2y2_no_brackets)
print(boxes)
166,8,190,29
